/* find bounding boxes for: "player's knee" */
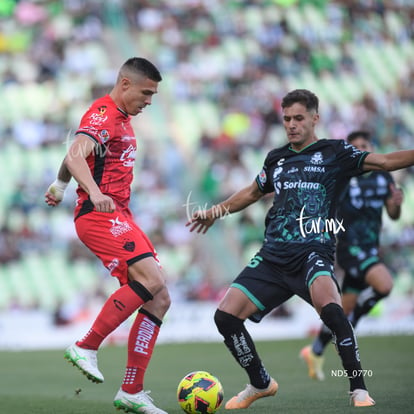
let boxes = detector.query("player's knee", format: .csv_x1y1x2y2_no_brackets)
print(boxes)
128,256,166,294
214,309,243,336
375,283,392,297
320,302,348,332
128,280,154,302
149,286,171,316
158,288,171,314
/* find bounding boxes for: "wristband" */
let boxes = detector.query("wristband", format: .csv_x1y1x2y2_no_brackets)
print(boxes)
53,179,69,191
48,179,69,201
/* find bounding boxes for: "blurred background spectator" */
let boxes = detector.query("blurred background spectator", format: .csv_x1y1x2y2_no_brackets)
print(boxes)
0,0,413,330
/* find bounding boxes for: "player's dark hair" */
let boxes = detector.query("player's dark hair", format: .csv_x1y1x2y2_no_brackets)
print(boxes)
281,89,319,113
347,130,370,144
122,57,162,82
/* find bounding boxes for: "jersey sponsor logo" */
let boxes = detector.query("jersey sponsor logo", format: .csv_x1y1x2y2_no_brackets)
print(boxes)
304,165,325,173
120,144,136,167
272,158,285,194
88,112,108,126
109,217,133,237
87,106,108,127
283,180,320,190
108,258,119,272
79,125,99,135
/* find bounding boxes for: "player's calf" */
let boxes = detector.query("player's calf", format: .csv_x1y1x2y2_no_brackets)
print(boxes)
320,303,367,392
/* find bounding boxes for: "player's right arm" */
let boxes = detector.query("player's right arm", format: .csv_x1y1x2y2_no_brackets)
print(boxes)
186,180,264,234
64,134,115,213
44,158,72,206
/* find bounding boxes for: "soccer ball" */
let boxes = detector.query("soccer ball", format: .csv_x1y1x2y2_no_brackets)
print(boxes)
177,371,224,414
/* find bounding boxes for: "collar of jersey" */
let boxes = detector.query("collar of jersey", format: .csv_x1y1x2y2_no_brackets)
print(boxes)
117,107,129,117
288,140,318,153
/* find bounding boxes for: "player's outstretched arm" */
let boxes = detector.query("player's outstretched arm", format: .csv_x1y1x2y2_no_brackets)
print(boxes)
363,150,414,172
186,180,264,234
44,157,72,207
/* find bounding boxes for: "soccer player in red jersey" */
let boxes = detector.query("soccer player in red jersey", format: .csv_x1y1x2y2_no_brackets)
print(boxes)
45,57,169,414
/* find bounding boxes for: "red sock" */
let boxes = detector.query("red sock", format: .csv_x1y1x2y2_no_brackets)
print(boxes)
77,284,147,350
121,309,161,394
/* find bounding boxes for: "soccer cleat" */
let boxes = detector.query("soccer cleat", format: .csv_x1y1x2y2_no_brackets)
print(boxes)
64,343,104,383
349,389,376,407
113,389,168,414
300,345,325,381
224,378,278,409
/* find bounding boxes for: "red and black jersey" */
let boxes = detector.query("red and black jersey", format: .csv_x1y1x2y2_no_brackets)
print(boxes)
73,94,136,219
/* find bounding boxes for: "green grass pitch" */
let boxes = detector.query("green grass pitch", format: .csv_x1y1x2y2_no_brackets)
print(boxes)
0,335,413,413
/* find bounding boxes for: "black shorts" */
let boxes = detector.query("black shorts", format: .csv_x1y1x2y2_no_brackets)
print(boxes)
232,251,339,322
336,245,381,293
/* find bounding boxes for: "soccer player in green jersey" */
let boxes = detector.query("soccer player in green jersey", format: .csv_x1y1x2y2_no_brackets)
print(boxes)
188,89,414,409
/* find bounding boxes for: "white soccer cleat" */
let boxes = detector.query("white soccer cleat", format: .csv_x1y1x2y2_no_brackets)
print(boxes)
64,343,104,383
300,345,325,381
113,389,168,414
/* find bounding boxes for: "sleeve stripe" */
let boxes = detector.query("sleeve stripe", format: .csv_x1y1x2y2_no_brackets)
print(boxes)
357,151,370,170
75,131,100,144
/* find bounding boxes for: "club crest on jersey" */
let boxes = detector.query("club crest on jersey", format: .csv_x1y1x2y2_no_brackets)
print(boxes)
109,217,132,237
310,152,323,165
123,241,135,252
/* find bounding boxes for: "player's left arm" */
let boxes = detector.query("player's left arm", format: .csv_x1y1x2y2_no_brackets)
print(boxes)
362,150,414,172
385,183,403,220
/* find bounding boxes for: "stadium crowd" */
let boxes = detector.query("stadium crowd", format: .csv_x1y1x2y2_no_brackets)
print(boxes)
0,0,414,313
